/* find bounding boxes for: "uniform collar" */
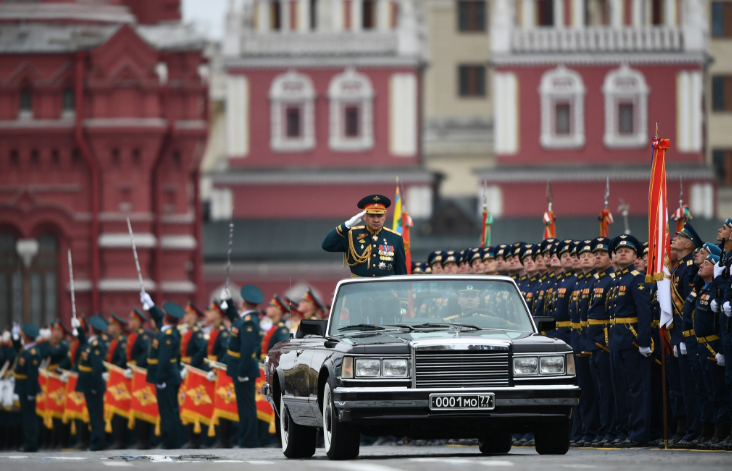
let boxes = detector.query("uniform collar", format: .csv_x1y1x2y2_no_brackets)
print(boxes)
241,309,258,318
366,226,382,236
529,275,537,282
23,342,36,350
162,325,173,332
88,335,97,343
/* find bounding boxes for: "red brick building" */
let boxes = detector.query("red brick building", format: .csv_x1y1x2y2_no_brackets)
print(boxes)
0,0,209,328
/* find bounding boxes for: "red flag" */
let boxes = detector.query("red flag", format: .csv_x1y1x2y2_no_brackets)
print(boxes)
103,362,132,432
543,211,556,240
128,365,160,435
36,370,49,427
207,368,238,436
256,366,276,434
647,134,671,283
599,209,614,238
402,210,412,274
62,371,89,424
45,371,66,422
180,365,215,434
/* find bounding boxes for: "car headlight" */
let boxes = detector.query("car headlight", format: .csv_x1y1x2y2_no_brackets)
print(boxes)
513,357,538,375
540,356,565,375
382,359,408,377
355,358,380,377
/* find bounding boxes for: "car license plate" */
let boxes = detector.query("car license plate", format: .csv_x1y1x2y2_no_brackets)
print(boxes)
429,393,495,411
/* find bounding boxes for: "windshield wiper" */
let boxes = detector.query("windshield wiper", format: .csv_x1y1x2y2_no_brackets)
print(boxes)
384,324,415,331
411,322,482,331
337,324,386,332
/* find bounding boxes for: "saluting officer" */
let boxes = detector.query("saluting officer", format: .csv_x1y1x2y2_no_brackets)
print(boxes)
181,302,207,369
225,284,264,448
75,315,109,451
13,324,41,452
322,195,407,277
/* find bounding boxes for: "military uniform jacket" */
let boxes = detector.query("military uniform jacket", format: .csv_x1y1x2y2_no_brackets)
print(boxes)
532,274,549,317
568,273,586,353
181,325,207,369
0,341,17,370
587,269,615,352
262,321,290,359
206,323,229,365
551,272,578,343
670,254,698,346
126,328,150,367
578,270,597,352
39,339,69,371
145,329,160,385
608,267,652,350
322,224,407,277
694,282,723,357
681,286,698,339
154,327,181,387
226,310,260,381
76,337,108,395
543,272,560,316
105,335,128,368
13,343,41,397
522,276,541,314
68,328,87,371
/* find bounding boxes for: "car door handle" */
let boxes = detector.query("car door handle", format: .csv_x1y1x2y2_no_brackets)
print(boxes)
296,350,304,356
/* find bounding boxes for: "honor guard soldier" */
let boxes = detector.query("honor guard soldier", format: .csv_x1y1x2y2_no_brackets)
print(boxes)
494,245,509,276
299,289,325,320
205,301,230,364
225,284,264,448
468,248,484,274
442,251,459,274
608,234,653,447
411,262,425,274
42,321,71,372
76,315,109,451
322,195,407,277
519,244,541,312
427,251,445,274
106,313,128,368
262,295,291,359
694,253,731,449
482,247,497,275
126,308,150,368
551,240,578,344
533,240,556,317
181,302,207,369
13,324,41,452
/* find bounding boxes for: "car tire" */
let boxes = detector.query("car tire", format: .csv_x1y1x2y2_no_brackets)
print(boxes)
534,419,571,455
478,431,512,454
280,394,316,458
323,380,360,460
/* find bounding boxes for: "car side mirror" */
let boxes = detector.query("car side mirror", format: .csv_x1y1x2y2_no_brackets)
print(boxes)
324,340,338,349
533,316,556,332
297,319,327,338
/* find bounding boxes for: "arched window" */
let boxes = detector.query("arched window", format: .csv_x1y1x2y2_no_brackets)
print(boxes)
19,88,33,119
29,234,57,327
269,70,316,152
0,233,22,329
602,64,649,148
328,67,374,151
539,65,586,149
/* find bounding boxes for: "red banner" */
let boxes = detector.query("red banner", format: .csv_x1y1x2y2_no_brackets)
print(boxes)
647,134,671,283
62,370,88,424
128,365,160,435
207,369,237,436
104,362,132,430
256,366,275,434
35,370,48,426
45,371,66,421
180,365,215,434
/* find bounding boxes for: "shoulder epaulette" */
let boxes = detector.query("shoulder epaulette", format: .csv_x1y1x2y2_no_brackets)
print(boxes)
610,273,616,279
351,225,365,230
687,260,694,266
381,227,402,237
593,273,600,280
166,330,172,335
244,315,251,321
632,270,640,276
692,291,698,297
92,340,98,346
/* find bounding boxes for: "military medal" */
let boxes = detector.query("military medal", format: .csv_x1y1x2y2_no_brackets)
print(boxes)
378,262,386,270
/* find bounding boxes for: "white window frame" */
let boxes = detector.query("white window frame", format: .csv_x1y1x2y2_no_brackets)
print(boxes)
539,65,586,149
602,63,649,148
269,69,315,152
328,67,374,151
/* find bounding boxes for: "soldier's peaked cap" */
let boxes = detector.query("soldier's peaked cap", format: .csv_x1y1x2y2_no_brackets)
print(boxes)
591,237,611,253
676,222,702,248
240,284,264,305
357,195,391,215
89,315,108,332
186,302,205,318
269,295,290,313
612,234,641,253
162,302,184,319
303,289,325,312
131,307,148,323
22,323,40,339
109,312,128,326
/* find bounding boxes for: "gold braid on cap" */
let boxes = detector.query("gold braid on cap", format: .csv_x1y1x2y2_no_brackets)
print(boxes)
345,230,372,268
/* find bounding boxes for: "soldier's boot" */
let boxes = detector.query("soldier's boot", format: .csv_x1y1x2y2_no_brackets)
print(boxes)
694,423,718,450
719,428,732,451
668,417,686,447
712,425,732,450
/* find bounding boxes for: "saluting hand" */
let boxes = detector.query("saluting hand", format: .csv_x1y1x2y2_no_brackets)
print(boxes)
345,211,366,229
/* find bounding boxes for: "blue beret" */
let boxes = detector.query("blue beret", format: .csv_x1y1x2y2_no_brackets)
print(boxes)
676,222,702,248
725,218,732,228
240,284,264,305
703,242,722,257
110,312,128,326
162,302,184,319
706,253,721,264
131,307,148,323
612,234,641,253
89,315,108,332
22,323,39,339
591,237,611,253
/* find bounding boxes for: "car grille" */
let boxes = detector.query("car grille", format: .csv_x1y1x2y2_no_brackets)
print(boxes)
414,349,510,388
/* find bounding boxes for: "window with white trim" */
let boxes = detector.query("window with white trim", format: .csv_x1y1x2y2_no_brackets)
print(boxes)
328,67,374,151
269,70,315,152
602,64,649,148
539,65,585,149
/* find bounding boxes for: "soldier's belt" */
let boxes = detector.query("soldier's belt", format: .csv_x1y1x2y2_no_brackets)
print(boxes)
683,329,696,338
78,365,92,372
181,356,192,363
580,321,588,328
571,322,581,331
147,359,158,365
227,349,241,358
611,317,638,325
128,360,136,365
556,321,572,328
48,363,59,370
697,335,719,343
12,372,27,380
207,355,217,361
588,319,611,325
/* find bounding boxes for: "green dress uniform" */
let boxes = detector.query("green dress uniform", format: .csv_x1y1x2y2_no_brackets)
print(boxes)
181,325,207,369
126,328,150,368
226,310,260,448
13,328,41,452
153,303,185,450
206,322,230,365
75,316,109,451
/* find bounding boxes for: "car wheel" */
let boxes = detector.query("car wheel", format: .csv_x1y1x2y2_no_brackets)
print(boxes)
323,380,360,460
534,419,571,455
478,431,512,454
280,393,316,458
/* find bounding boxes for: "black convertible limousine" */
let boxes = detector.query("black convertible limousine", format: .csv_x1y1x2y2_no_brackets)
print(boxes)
262,275,580,460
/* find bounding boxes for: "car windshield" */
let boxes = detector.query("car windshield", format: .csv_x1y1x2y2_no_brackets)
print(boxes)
328,277,535,335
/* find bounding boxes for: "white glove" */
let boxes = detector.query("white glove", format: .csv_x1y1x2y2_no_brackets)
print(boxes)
206,371,216,382
12,394,19,403
140,292,154,310
639,346,652,357
725,301,732,318
102,372,109,382
124,369,133,379
71,317,81,329
41,328,51,339
59,373,68,384
345,211,366,229
673,345,678,357
180,368,188,380
680,342,687,355
711,300,720,312
237,376,249,383
12,322,21,340
714,263,725,278
2,331,10,342
220,288,231,301
717,353,726,366
156,382,166,389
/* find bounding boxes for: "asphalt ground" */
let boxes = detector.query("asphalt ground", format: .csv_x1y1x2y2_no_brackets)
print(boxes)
0,445,730,471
